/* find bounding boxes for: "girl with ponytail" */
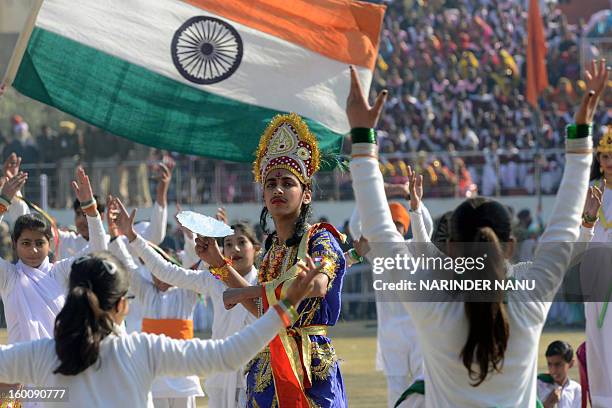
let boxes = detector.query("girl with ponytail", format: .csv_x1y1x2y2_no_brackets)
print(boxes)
0,249,323,406
347,60,608,406
449,198,513,387
53,252,130,376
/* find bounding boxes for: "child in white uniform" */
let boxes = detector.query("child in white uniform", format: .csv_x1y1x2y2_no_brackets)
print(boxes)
537,340,581,408
0,167,107,344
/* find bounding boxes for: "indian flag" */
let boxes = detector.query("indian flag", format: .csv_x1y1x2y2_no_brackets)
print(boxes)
4,0,385,164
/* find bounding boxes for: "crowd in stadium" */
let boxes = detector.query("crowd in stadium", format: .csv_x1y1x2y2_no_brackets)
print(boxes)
372,0,611,195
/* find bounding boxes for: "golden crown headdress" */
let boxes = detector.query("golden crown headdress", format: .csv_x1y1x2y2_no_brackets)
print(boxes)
597,125,612,153
253,113,320,185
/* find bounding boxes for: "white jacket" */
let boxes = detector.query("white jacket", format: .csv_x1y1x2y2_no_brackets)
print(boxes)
0,309,284,407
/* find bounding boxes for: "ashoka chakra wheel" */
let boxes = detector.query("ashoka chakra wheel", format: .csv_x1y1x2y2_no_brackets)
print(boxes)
171,16,243,85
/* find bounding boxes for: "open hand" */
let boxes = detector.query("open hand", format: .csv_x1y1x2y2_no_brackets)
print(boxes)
158,163,171,185
407,166,423,211
215,207,228,225
584,184,603,220
285,255,326,307
0,172,28,202
3,153,21,179
71,167,94,203
575,59,609,124
346,65,387,129
106,195,121,237
155,163,172,208
111,196,137,241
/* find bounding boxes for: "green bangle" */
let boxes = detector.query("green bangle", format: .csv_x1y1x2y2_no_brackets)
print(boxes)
80,198,96,209
348,248,364,264
566,124,592,139
351,128,377,144
577,124,592,138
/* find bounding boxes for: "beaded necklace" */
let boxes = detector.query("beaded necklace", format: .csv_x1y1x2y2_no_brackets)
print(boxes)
258,236,297,283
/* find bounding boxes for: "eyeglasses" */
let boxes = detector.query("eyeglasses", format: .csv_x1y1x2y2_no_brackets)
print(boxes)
74,255,118,275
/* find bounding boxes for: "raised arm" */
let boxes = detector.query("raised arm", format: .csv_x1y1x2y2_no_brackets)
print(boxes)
140,163,171,244
181,233,199,268
350,144,401,244
111,197,211,294
517,140,592,300
0,174,37,289
404,166,432,244
346,66,402,244
71,167,107,253
0,172,28,225
3,156,30,222
6,197,30,223
0,256,18,294
517,60,606,300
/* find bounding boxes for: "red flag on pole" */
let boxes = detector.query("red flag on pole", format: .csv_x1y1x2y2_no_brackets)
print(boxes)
526,0,549,106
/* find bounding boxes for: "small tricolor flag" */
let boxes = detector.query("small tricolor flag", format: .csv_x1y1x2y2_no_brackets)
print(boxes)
4,0,385,164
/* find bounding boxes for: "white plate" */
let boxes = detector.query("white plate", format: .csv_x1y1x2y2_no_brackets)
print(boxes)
176,211,234,238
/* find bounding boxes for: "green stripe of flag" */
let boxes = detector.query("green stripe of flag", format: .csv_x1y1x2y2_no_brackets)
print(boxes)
13,27,344,165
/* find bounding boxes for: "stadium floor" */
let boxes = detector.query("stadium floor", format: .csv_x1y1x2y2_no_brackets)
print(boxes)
0,322,584,407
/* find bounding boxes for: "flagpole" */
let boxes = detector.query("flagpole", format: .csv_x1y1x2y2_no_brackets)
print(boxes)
526,0,548,216
1,0,44,87
534,105,543,215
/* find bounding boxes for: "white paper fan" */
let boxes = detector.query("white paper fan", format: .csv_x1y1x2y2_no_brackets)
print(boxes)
176,211,234,238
